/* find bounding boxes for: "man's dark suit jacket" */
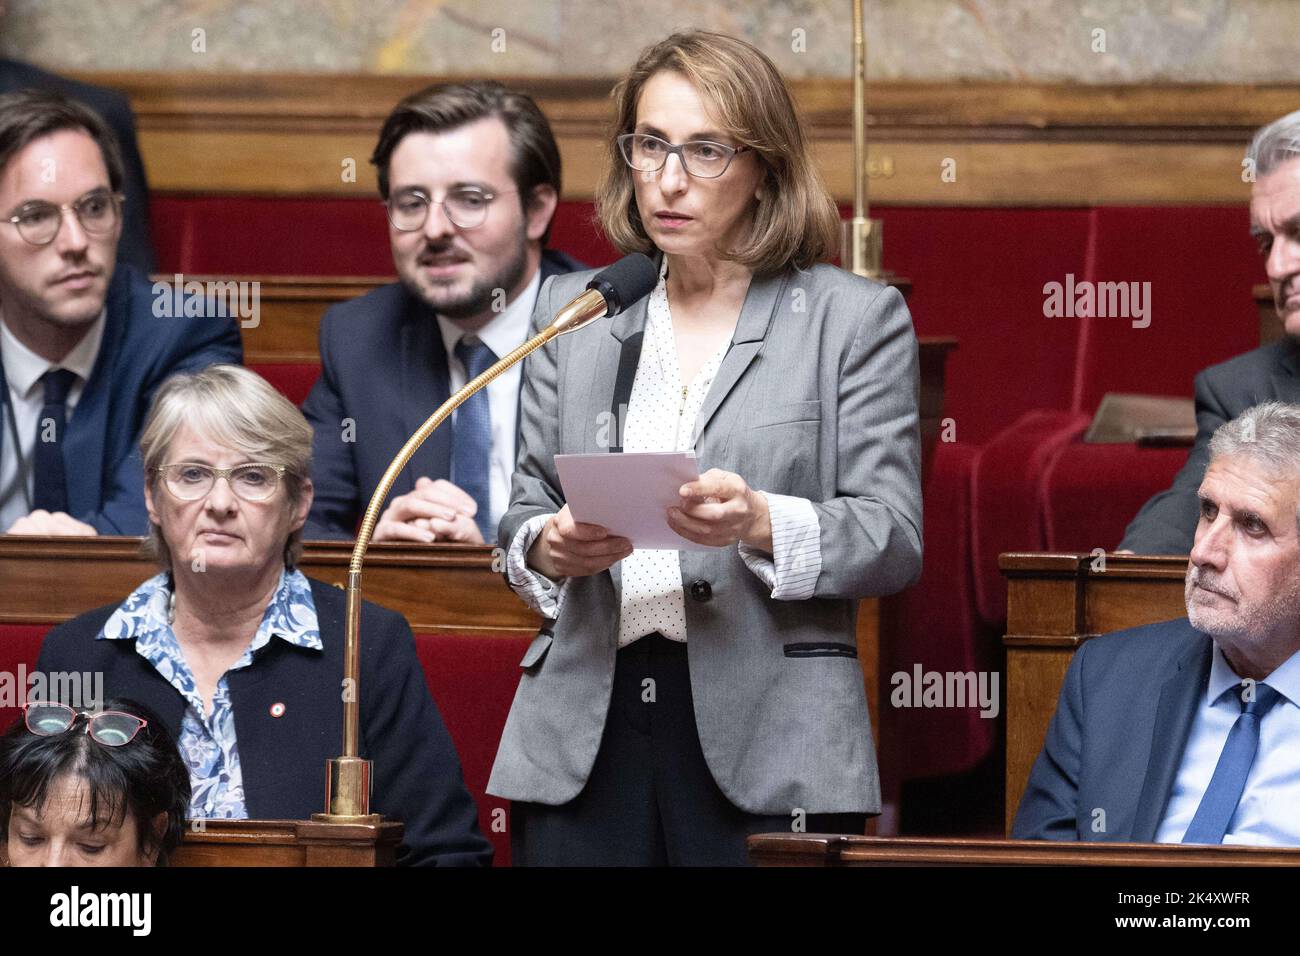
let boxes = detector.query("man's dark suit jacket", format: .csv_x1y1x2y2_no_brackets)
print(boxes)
0,264,242,534
302,248,585,537
1013,617,1217,841
0,59,155,274
36,575,493,867
1119,338,1300,555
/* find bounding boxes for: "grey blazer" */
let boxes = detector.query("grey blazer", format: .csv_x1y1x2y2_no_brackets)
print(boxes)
488,259,923,815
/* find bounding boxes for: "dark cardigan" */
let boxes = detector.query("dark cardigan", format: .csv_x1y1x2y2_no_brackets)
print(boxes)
36,575,492,867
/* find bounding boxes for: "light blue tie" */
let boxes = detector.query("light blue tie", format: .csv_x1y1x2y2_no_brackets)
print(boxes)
1182,681,1282,844
452,335,496,541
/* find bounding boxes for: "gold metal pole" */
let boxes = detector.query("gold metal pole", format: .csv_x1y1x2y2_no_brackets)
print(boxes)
314,288,609,823
841,0,886,279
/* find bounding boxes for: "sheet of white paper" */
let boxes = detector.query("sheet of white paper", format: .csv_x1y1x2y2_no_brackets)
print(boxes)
554,451,718,551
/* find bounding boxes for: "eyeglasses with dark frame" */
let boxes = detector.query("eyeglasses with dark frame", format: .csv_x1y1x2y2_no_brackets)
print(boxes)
616,133,751,179
24,701,148,748
155,462,287,502
5,189,125,246
384,185,519,231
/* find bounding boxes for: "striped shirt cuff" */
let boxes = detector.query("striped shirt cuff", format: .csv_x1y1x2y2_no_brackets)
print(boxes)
738,491,822,600
506,513,568,619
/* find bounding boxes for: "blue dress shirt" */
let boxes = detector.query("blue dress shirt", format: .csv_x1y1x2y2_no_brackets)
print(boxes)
1156,643,1300,844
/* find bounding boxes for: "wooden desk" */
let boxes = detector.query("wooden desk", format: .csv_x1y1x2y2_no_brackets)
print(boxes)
157,275,388,366
0,536,539,635
172,819,404,867
999,552,1187,834
749,833,1300,866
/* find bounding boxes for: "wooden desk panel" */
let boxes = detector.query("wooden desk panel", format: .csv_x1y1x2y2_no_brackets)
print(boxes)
999,552,1188,834
749,833,1300,866
0,536,539,635
79,71,1299,204
150,274,387,366
172,819,404,867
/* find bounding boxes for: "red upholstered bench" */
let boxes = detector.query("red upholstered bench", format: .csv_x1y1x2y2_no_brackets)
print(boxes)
0,624,527,867
0,624,48,735
889,440,997,780
248,363,320,407
969,410,1091,628
413,631,531,867
1040,441,1190,552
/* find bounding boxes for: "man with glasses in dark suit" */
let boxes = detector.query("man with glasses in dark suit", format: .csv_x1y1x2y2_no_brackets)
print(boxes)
302,81,584,543
0,90,240,537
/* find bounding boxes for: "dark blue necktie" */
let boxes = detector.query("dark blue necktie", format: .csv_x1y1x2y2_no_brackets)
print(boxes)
1182,681,1282,844
32,368,78,514
452,336,496,541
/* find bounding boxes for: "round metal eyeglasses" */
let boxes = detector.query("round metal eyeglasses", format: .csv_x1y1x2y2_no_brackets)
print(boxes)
384,187,517,231
6,190,124,246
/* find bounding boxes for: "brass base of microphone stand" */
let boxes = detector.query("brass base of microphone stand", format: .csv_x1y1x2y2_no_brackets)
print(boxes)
841,216,889,281
312,755,381,824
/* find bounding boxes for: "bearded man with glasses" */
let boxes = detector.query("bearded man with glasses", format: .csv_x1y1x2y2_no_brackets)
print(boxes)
0,89,241,538
302,81,585,544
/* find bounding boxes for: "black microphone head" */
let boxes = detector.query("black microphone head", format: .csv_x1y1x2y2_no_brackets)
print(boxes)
586,253,658,317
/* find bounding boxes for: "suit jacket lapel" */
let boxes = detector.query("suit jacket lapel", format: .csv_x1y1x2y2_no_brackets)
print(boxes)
1271,338,1300,403
691,270,787,447
398,290,452,494
1130,628,1214,840
64,296,123,519
0,354,8,465
516,253,576,467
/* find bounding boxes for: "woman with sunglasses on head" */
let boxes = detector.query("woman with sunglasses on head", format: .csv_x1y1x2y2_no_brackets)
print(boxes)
34,364,491,866
0,698,189,866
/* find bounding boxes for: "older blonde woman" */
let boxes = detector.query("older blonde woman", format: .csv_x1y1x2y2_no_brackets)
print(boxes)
489,31,922,865
35,365,491,866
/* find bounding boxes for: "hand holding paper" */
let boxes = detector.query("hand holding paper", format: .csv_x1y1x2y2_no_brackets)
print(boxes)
555,451,718,551
554,454,770,552
670,467,774,553
527,503,634,579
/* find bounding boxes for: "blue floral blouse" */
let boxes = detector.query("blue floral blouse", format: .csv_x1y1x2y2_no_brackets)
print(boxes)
98,567,322,820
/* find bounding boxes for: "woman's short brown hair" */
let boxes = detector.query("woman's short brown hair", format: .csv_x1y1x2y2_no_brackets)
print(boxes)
596,31,839,277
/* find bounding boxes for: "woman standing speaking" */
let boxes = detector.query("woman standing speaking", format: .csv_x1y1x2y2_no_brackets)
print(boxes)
489,30,922,866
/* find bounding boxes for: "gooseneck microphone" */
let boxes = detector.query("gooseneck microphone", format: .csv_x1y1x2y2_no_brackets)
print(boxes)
550,252,659,335
318,253,659,823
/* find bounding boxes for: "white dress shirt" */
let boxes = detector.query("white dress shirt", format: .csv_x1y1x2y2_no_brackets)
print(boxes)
0,308,105,531
435,267,541,536
1155,643,1300,845
505,259,823,643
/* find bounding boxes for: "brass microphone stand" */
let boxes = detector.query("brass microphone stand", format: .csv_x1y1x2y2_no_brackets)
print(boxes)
314,286,612,822
841,0,888,280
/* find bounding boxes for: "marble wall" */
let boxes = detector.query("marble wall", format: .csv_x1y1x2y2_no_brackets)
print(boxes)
1,0,1297,82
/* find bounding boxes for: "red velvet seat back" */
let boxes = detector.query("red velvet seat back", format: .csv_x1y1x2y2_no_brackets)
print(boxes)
412,631,532,867
0,624,51,733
